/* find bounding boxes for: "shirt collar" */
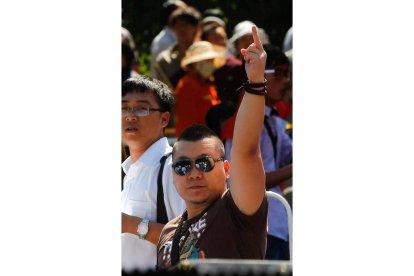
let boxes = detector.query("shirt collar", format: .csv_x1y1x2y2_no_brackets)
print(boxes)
121,137,172,173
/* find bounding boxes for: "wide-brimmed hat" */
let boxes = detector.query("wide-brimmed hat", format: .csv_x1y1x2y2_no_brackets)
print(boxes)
228,20,269,46
181,41,226,69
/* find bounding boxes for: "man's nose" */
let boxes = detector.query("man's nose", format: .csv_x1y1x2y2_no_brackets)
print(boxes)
125,108,138,121
125,114,138,121
187,166,202,179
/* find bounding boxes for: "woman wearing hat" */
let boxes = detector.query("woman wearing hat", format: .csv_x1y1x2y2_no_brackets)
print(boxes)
173,41,225,136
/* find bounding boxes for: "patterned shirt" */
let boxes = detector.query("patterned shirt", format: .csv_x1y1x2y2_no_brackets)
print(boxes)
157,190,268,269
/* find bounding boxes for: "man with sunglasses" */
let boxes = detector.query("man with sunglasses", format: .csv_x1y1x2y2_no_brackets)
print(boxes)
121,76,185,273
157,26,268,269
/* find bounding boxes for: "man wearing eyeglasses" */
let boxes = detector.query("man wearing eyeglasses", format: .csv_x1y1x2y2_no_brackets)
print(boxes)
157,26,268,269
121,76,185,273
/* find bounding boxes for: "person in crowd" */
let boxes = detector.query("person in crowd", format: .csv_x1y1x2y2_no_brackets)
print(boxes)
280,26,293,138
121,76,186,273
152,6,201,89
197,9,226,42
157,26,268,269
201,23,227,48
173,41,224,136
228,20,269,62
201,23,246,136
150,0,187,77
200,15,226,31
122,27,139,82
223,44,292,260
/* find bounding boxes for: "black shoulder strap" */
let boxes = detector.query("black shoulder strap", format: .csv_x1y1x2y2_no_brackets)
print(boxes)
264,116,278,162
157,152,172,224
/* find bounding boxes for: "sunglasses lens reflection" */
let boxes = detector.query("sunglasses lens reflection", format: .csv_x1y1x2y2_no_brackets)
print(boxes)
173,156,219,176
195,157,213,172
174,160,192,176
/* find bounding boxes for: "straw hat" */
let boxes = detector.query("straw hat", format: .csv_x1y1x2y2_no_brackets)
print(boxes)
181,41,226,69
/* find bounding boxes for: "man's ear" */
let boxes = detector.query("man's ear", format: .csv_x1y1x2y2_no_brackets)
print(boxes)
224,160,230,178
161,112,170,128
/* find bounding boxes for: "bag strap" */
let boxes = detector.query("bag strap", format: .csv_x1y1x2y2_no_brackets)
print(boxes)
264,116,278,163
157,152,171,224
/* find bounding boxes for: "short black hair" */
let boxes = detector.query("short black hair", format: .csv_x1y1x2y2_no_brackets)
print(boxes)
170,6,201,27
263,44,289,69
122,76,175,112
173,124,225,157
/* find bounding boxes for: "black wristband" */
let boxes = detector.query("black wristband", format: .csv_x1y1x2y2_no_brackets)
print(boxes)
236,79,267,95
244,85,267,95
247,79,267,88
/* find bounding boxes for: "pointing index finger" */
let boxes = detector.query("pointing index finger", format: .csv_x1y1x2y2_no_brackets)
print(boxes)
252,25,263,51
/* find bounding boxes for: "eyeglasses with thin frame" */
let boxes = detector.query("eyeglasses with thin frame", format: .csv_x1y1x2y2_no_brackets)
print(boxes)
122,106,164,117
172,156,225,176
265,68,290,79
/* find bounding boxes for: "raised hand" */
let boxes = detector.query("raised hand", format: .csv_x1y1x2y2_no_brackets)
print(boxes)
240,26,267,83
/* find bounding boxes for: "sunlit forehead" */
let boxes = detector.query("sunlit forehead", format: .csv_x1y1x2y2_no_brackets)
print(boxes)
121,100,152,108
173,138,224,161
122,91,159,106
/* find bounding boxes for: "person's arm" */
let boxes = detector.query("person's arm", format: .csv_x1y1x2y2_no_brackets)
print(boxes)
229,26,267,215
265,164,292,190
122,213,165,245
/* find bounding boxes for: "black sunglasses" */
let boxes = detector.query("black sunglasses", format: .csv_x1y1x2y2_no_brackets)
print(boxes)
172,156,225,176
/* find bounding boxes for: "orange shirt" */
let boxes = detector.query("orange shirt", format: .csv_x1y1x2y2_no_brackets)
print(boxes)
174,73,220,136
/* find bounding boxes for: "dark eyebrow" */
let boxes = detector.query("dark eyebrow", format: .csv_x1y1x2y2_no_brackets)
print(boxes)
173,154,212,162
173,156,190,162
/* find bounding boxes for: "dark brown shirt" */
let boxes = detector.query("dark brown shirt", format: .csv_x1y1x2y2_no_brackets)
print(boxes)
157,190,268,269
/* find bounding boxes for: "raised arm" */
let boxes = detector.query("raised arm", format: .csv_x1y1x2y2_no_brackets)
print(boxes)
229,26,267,215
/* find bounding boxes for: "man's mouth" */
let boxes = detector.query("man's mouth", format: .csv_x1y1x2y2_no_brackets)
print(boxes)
125,126,138,133
188,185,206,190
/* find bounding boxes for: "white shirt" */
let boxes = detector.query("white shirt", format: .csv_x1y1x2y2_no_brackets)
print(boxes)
121,137,185,272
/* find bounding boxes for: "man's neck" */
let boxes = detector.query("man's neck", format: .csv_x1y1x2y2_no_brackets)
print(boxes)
128,136,163,164
186,194,223,219
186,203,209,220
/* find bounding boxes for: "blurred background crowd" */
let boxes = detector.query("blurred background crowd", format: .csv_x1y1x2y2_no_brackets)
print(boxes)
122,0,292,139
